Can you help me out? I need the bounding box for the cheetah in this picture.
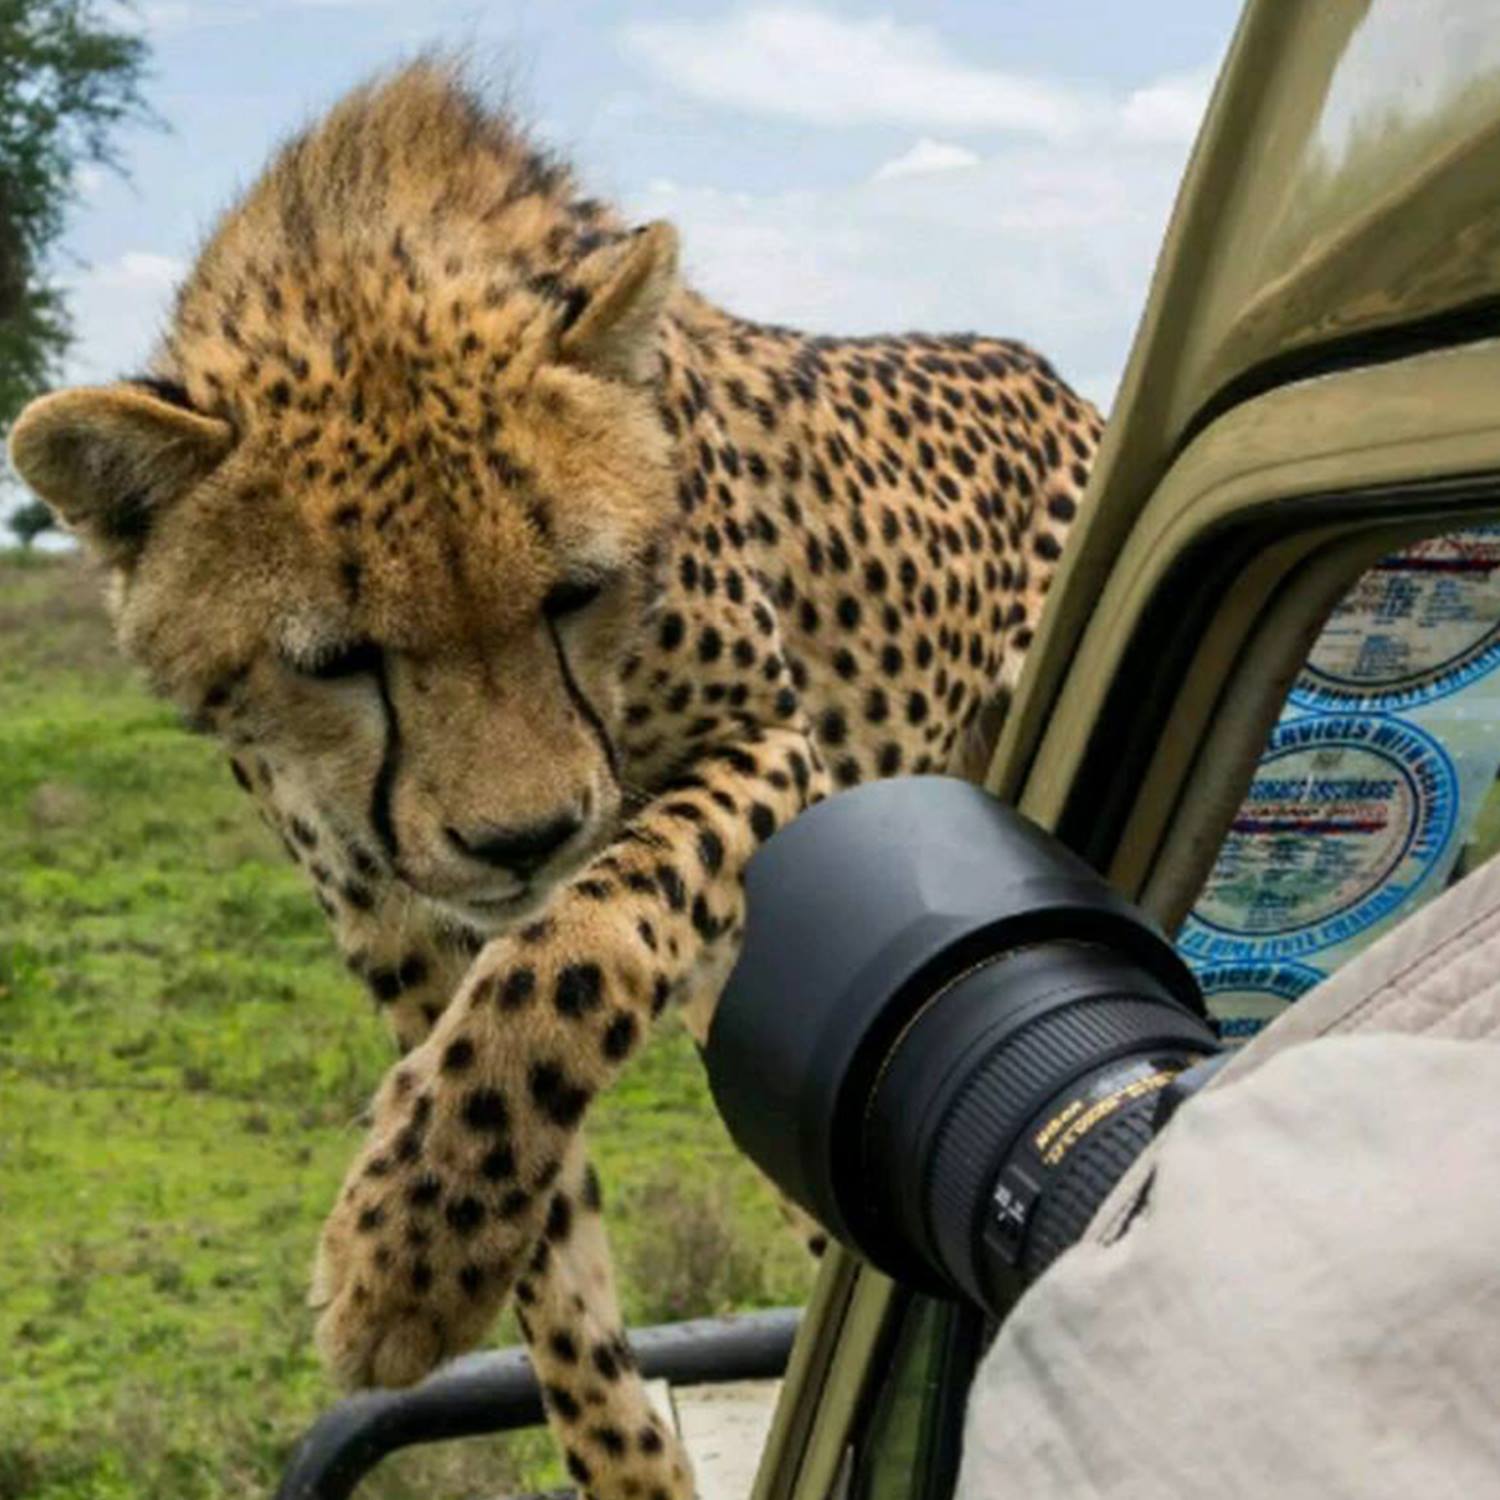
[9,60,1100,1499]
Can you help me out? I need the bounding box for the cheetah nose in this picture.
[446,812,582,877]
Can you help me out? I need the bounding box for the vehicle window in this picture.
[846,1296,980,1500]
[1179,525,1500,1041]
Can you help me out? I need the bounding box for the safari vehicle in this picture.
[277,1,1500,1495]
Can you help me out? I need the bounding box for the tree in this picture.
[7,495,55,546]
[0,0,150,436]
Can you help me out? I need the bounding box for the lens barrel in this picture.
[867,944,1214,1308]
[706,777,1219,1315]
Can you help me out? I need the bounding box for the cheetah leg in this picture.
[518,1136,691,1500]
[345,931,690,1498]
[242,782,685,1498]
[310,724,827,1394]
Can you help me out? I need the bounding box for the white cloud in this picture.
[614,6,1226,406]
[60,252,186,384]
[135,2,261,30]
[84,251,187,291]
[1119,65,1217,143]
[633,134,1191,410]
[873,138,981,183]
[623,7,1217,147]
[622,8,1102,138]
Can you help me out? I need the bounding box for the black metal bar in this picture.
[274,1308,802,1500]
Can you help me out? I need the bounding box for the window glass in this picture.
[847,1296,979,1500]
[1179,525,1500,1042]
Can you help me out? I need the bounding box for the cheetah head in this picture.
[8,64,679,930]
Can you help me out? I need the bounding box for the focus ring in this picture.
[1021,1100,1158,1279]
[921,975,1214,1307]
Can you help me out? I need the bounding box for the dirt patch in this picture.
[27,780,93,830]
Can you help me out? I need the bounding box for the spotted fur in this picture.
[9,60,1099,1500]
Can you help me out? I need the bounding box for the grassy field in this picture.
[0,551,811,1500]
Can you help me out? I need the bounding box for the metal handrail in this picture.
[274,1307,802,1499]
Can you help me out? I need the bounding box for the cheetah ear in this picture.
[7,383,233,561]
[557,221,678,384]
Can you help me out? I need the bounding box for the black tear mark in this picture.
[370,652,401,860]
[546,619,619,783]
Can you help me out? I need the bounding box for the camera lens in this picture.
[865,941,1215,1309]
[706,777,1219,1317]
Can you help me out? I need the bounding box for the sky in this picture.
[55,0,1244,434]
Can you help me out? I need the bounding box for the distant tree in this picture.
[7,495,55,546]
[0,0,151,440]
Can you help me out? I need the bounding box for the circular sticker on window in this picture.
[1181,714,1457,962]
[1192,959,1324,1044]
[1291,527,1500,712]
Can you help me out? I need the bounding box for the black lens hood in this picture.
[706,777,1204,1255]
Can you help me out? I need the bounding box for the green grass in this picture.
[0,551,811,1499]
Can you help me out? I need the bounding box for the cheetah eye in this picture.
[287,639,384,681]
[542,578,605,620]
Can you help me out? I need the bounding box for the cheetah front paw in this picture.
[309,1036,542,1388]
